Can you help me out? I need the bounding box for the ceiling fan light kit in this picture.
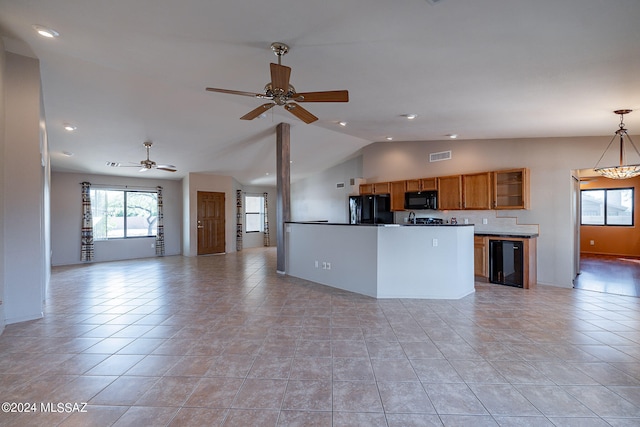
[593,109,640,179]
[206,42,349,124]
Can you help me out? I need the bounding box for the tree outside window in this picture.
[91,189,158,239]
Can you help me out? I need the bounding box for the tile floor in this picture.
[1,247,639,426]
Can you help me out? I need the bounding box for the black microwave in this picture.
[405,191,438,210]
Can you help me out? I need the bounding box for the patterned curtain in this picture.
[155,186,165,256]
[263,191,270,246]
[80,182,94,262]
[236,189,243,251]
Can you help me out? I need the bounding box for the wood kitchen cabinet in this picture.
[463,172,492,210]
[406,178,437,192]
[437,175,462,210]
[493,168,529,209]
[390,180,406,211]
[474,236,488,278]
[372,182,390,195]
[360,182,391,195]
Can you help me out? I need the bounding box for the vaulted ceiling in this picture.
[1,0,639,185]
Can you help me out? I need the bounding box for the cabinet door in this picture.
[437,175,462,210]
[474,236,488,277]
[463,172,492,209]
[493,168,529,209]
[405,179,421,192]
[359,184,373,195]
[420,178,437,191]
[390,181,406,211]
[373,182,390,195]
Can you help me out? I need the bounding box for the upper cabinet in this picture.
[462,172,492,210]
[360,182,390,195]
[406,178,437,192]
[437,175,462,210]
[359,167,530,211]
[493,168,529,209]
[390,181,406,211]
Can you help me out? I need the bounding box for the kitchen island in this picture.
[285,222,475,299]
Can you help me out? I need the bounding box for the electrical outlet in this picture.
[482,218,488,225]
[151,243,155,248]
[432,238,438,247]
[315,260,319,268]
[326,262,331,270]
[322,262,327,269]
[590,240,595,246]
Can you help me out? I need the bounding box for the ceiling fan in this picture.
[206,42,349,124]
[106,141,177,172]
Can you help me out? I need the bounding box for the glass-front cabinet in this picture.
[493,168,529,209]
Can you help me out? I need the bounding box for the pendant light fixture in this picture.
[594,109,640,179]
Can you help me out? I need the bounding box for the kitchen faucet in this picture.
[408,211,416,224]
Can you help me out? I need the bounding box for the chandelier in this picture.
[594,109,640,179]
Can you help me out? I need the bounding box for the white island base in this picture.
[285,223,475,299]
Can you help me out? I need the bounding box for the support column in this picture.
[276,122,290,273]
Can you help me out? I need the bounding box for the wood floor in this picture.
[574,253,640,298]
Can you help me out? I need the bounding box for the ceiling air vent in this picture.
[336,182,345,189]
[429,150,452,162]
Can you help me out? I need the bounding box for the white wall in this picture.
[50,172,182,265]
[291,155,363,222]
[292,136,634,289]
[242,185,277,249]
[3,52,46,324]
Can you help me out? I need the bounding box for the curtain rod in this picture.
[79,182,161,190]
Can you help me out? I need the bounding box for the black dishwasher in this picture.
[489,240,524,288]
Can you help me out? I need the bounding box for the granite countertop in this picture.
[474,231,539,238]
[286,221,473,227]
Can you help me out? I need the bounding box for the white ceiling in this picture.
[1,0,639,185]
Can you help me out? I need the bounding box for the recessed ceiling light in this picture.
[339,121,347,127]
[403,114,418,120]
[33,25,59,38]
[63,123,77,132]
[386,137,393,141]
[448,134,458,139]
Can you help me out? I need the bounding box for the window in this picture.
[245,195,264,233]
[91,189,158,239]
[581,188,633,226]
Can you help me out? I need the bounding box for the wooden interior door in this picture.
[197,191,225,255]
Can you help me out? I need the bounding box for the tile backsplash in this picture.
[396,210,539,234]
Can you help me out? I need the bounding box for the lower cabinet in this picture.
[475,234,537,288]
[474,236,488,278]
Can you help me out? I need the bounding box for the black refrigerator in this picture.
[349,195,393,224]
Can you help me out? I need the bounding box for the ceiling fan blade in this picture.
[270,63,291,93]
[293,90,349,103]
[139,167,149,172]
[284,102,318,124]
[206,87,268,99]
[240,103,276,120]
[156,164,177,172]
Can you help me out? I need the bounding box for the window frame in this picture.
[91,188,159,240]
[580,187,634,227]
[245,194,264,233]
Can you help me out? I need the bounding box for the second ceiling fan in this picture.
[206,42,349,124]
